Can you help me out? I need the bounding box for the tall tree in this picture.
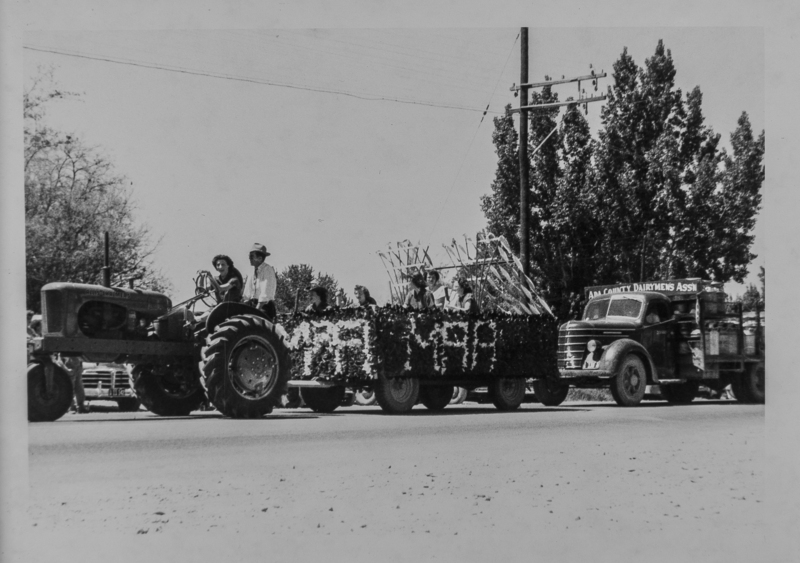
[24,71,169,310]
[481,40,765,308]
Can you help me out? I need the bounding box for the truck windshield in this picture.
[583,295,643,320]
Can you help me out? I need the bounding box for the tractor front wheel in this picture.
[419,385,453,411]
[28,362,73,422]
[532,378,569,406]
[301,385,345,413]
[134,364,206,416]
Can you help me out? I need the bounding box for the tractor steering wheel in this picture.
[194,272,219,309]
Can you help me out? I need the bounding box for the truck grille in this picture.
[557,326,635,369]
[82,367,130,390]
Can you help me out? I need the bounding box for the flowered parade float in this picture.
[278,235,559,414]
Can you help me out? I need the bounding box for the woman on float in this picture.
[448,278,480,314]
[305,286,331,314]
[355,285,378,307]
[426,269,449,310]
[404,272,434,310]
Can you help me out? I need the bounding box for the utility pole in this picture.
[511,53,608,280]
[518,27,530,278]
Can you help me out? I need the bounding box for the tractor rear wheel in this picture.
[203,314,290,418]
[28,362,73,422]
[419,385,453,411]
[301,385,345,413]
[134,364,206,416]
[489,378,526,411]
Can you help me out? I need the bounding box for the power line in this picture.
[23,44,504,115]
[428,32,520,238]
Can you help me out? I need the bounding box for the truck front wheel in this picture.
[419,385,453,411]
[375,372,419,414]
[490,378,526,411]
[203,314,291,418]
[660,381,699,404]
[532,378,569,406]
[610,355,647,406]
[28,362,73,422]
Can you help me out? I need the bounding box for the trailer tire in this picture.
[660,381,699,404]
[115,398,141,412]
[355,388,377,406]
[420,385,453,411]
[134,365,206,416]
[28,362,73,422]
[375,372,419,414]
[489,378,526,411]
[735,363,765,404]
[532,378,569,406]
[450,386,467,405]
[301,385,345,413]
[610,354,647,406]
[203,314,290,418]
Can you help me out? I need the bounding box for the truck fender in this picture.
[600,339,658,384]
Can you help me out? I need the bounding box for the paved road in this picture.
[23,401,764,562]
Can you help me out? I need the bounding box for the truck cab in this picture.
[550,279,764,407]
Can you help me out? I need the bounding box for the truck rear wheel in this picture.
[734,363,765,404]
[532,378,569,406]
[301,385,345,413]
[490,378,526,411]
[610,355,647,406]
[375,372,419,414]
[134,364,206,416]
[28,362,73,422]
[419,385,453,411]
[660,381,699,404]
[203,314,290,418]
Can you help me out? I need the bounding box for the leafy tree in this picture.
[274,264,352,313]
[24,70,170,310]
[481,40,765,309]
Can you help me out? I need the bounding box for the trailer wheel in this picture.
[375,372,419,414]
[610,354,647,406]
[28,362,73,422]
[203,314,290,418]
[134,364,206,416]
[735,363,765,404]
[450,386,467,405]
[489,378,526,411]
[532,378,569,406]
[419,385,453,411]
[660,381,699,404]
[115,398,141,412]
[355,388,377,406]
[301,385,345,413]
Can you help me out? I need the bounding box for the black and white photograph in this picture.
[1,2,797,562]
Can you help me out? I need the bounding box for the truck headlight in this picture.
[587,340,600,352]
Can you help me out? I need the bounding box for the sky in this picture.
[22,27,765,304]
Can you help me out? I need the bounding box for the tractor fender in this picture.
[205,302,274,335]
[599,339,658,384]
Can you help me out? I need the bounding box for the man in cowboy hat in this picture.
[243,243,278,321]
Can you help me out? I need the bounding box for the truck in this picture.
[532,279,765,407]
[81,363,140,412]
